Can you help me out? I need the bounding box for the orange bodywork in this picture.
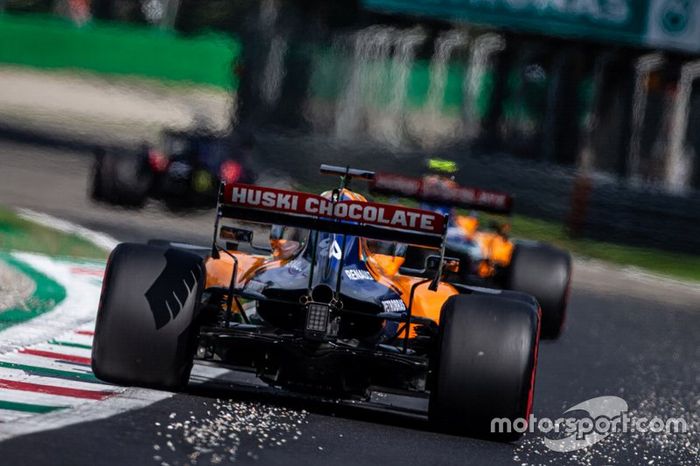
[204,244,459,332]
[454,214,515,278]
[391,276,459,334]
[205,251,268,289]
[364,251,459,331]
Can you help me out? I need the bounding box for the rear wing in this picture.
[370,172,513,215]
[217,182,447,249]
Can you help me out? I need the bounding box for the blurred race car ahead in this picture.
[370,170,572,339]
[91,127,256,209]
[92,164,541,439]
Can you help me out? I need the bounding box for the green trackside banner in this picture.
[362,0,700,54]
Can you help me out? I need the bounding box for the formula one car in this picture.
[370,171,571,339]
[92,165,541,438]
[91,127,256,209]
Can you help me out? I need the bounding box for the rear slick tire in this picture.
[429,294,540,440]
[91,150,151,207]
[91,243,204,391]
[506,243,571,339]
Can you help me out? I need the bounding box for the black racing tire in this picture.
[506,243,572,339]
[429,294,540,439]
[92,243,205,390]
[91,150,151,207]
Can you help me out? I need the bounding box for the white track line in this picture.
[16,209,118,251]
[0,409,35,423]
[0,212,176,441]
[0,388,170,441]
[54,332,94,347]
[0,253,101,354]
[0,390,97,408]
[0,368,119,392]
[30,343,92,358]
[0,353,94,375]
[574,256,700,291]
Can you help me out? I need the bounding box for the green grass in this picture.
[0,207,107,260]
[509,215,700,283]
[0,13,240,90]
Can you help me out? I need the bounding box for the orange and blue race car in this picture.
[370,165,572,339]
[91,164,541,439]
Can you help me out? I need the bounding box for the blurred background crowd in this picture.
[1,0,700,257]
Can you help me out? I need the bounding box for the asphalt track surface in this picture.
[0,141,698,466]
